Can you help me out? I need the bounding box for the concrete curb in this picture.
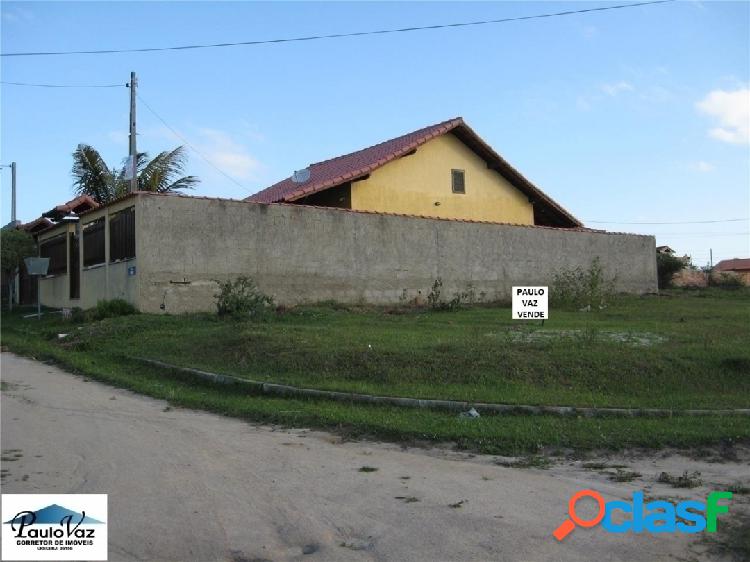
[134,357,750,418]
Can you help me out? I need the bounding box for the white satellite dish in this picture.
[292,168,311,183]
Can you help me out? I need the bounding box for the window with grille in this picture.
[83,218,105,267]
[109,207,135,262]
[39,234,67,275]
[451,169,465,194]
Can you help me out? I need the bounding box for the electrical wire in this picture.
[1,1,673,57]
[1,81,124,88]
[646,231,750,235]
[650,232,749,237]
[136,93,248,192]
[586,218,748,225]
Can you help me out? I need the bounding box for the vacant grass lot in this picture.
[2,289,749,454]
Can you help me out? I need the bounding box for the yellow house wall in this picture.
[350,133,534,224]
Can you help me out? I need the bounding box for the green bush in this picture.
[710,272,745,289]
[90,299,138,321]
[69,307,87,324]
[551,257,617,310]
[656,253,685,289]
[214,276,273,319]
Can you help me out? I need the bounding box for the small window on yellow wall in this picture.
[451,169,465,194]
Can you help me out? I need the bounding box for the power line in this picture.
[136,93,248,192]
[651,231,750,235]
[651,232,749,237]
[1,80,124,88]
[1,0,673,58]
[586,218,748,225]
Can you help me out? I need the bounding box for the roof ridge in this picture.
[245,117,581,228]
[306,116,464,168]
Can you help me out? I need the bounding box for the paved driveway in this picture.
[1,353,741,561]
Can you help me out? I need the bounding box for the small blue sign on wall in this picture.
[128,266,136,276]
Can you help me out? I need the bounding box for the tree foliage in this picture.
[0,229,36,275]
[656,253,685,289]
[72,144,199,204]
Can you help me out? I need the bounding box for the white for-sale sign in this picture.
[512,286,548,319]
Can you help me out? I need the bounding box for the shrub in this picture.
[656,253,685,289]
[69,307,87,324]
[552,257,617,310]
[214,276,273,319]
[426,279,476,311]
[427,278,444,309]
[90,299,137,321]
[709,272,745,289]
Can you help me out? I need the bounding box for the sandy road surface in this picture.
[1,352,745,561]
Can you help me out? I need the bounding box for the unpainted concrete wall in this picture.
[137,195,657,314]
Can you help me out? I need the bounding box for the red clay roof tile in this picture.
[714,258,750,272]
[245,117,582,228]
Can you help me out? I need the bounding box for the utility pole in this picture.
[10,161,16,223]
[710,248,713,269]
[127,71,138,193]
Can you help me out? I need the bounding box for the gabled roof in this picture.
[714,258,750,272]
[246,117,582,228]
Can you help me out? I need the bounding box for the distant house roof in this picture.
[22,217,55,234]
[246,117,582,228]
[656,245,675,254]
[714,258,750,272]
[42,195,99,221]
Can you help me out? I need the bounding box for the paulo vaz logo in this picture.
[1,494,107,561]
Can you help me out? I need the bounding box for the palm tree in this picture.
[72,144,199,204]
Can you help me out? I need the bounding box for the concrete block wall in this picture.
[137,195,657,314]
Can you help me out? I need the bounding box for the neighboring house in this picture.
[22,217,55,235]
[656,245,690,265]
[1,197,100,307]
[40,195,99,221]
[714,258,750,284]
[247,117,581,228]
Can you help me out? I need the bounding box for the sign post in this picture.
[24,257,49,320]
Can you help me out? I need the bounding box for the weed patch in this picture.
[657,471,703,488]
[608,469,642,482]
[497,456,552,469]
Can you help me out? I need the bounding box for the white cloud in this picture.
[696,88,750,145]
[196,128,261,180]
[2,6,34,23]
[104,124,263,196]
[690,161,715,173]
[128,125,262,180]
[601,81,634,96]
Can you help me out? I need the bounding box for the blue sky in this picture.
[1,1,748,264]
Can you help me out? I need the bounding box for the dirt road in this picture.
[1,352,744,561]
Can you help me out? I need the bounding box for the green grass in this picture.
[1,289,749,455]
[6,288,750,409]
